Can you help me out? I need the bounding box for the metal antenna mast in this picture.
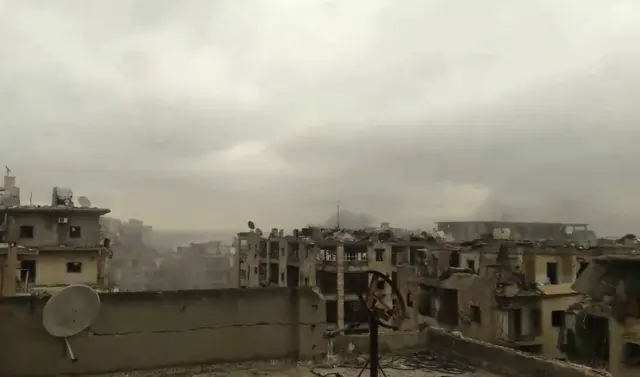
[336,200,341,228]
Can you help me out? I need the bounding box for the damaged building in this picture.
[417,224,596,359]
[235,223,428,333]
[561,250,640,377]
[0,173,112,296]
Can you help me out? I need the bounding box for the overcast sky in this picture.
[1,0,640,235]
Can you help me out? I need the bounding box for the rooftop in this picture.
[2,205,110,215]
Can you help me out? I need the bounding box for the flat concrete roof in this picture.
[3,205,110,215]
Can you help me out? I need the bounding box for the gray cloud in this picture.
[1,0,639,235]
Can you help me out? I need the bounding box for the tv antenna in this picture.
[4,166,10,177]
[42,284,101,362]
[336,200,341,228]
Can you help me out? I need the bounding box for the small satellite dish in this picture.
[77,196,91,208]
[248,221,255,230]
[256,228,263,237]
[42,284,101,362]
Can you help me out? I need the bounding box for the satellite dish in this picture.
[248,221,255,230]
[42,284,101,362]
[77,196,91,208]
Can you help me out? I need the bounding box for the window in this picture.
[20,260,36,282]
[466,259,476,271]
[623,342,640,366]
[375,248,384,262]
[66,262,83,273]
[280,272,284,282]
[470,305,481,323]
[407,292,414,308]
[304,277,309,286]
[546,262,558,284]
[19,225,34,239]
[551,310,564,327]
[531,309,542,335]
[69,226,82,238]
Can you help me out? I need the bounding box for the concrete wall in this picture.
[0,287,326,377]
[426,328,604,377]
[8,211,102,248]
[26,251,100,286]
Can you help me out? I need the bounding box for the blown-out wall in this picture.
[0,287,327,376]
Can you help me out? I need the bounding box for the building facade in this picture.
[0,175,111,296]
[235,226,426,333]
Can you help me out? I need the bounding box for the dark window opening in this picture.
[510,309,523,339]
[66,262,83,273]
[531,309,542,335]
[438,289,459,326]
[375,248,384,261]
[304,277,309,286]
[269,264,279,285]
[470,305,481,323]
[69,226,82,238]
[19,225,34,239]
[286,266,299,286]
[391,251,397,265]
[20,259,36,283]
[551,310,564,327]
[344,272,368,295]
[376,279,385,290]
[623,343,640,366]
[466,259,476,271]
[547,262,558,284]
[449,250,460,267]
[419,288,437,317]
[407,292,414,308]
[317,271,337,294]
[280,272,284,282]
[410,247,423,266]
[577,262,589,278]
[326,301,338,324]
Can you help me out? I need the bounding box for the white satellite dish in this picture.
[42,284,101,362]
[77,196,91,208]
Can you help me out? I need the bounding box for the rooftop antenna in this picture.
[336,200,341,228]
[29,192,32,206]
[4,166,10,177]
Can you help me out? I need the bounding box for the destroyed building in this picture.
[0,173,112,296]
[416,223,601,359]
[235,223,429,333]
[561,249,640,377]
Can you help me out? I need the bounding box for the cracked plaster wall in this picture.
[0,287,327,376]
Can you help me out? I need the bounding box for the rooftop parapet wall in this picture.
[0,287,327,377]
[425,328,607,377]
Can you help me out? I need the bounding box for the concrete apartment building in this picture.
[0,174,111,296]
[236,225,427,332]
[416,220,608,359]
